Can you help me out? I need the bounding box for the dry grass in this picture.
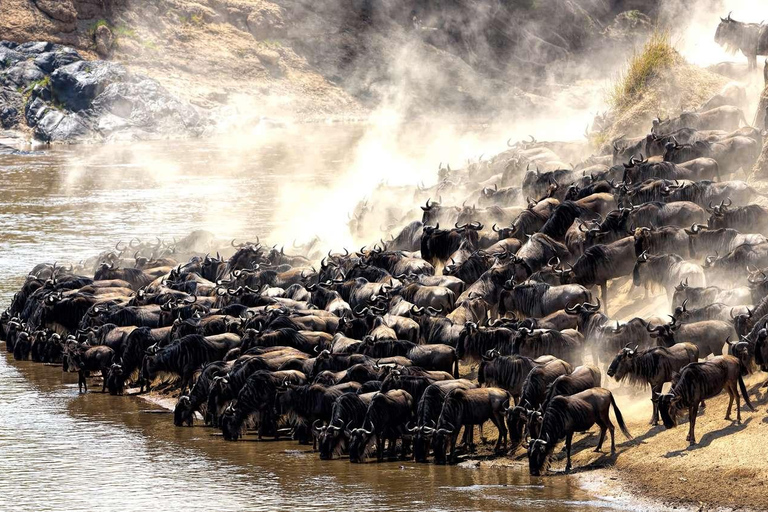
[610,30,679,111]
[597,33,728,146]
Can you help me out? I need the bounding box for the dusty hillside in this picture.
[0,0,658,120]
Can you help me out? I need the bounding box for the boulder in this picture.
[33,0,77,31]
[0,87,22,129]
[50,60,129,111]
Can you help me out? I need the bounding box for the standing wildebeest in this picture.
[658,351,754,445]
[632,252,706,301]
[93,263,155,291]
[347,389,413,463]
[556,237,636,313]
[527,388,631,475]
[506,359,572,453]
[653,106,747,135]
[316,392,376,460]
[708,202,768,234]
[686,224,767,258]
[409,379,478,462]
[432,387,510,464]
[607,343,699,425]
[421,223,481,266]
[715,13,768,69]
[478,351,555,404]
[174,360,231,426]
[648,319,735,358]
[663,137,759,174]
[142,334,241,394]
[512,328,585,366]
[527,364,602,439]
[672,280,752,310]
[499,280,590,319]
[65,345,116,393]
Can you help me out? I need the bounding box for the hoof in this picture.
[593,448,601,453]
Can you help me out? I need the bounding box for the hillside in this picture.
[0,0,659,122]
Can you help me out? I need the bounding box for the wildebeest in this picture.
[653,106,747,135]
[648,319,735,358]
[478,351,554,404]
[527,365,602,439]
[499,281,591,319]
[173,360,230,426]
[607,343,699,424]
[715,13,768,69]
[708,202,768,234]
[432,387,510,464]
[512,327,585,366]
[142,334,241,394]
[527,388,631,475]
[409,379,478,462]
[347,389,413,462]
[65,345,115,393]
[506,358,572,453]
[632,252,706,300]
[658,351,754,445]
[316,391,376,459]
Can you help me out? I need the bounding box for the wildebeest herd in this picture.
[3,29,768,476]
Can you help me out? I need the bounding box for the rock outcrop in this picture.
[0,40,207,142]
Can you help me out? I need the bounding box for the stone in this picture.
[50,60,129,111]
[2,61,46,88]
[94,25,114,58]
[33,0,77,24]
[33,47,83,73]
[0,86,22,128]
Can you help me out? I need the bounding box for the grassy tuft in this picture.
[609,30,679,110]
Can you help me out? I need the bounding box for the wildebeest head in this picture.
[174,394,195,427]
[732,306,754,337]
[646,321,675,346]
[656,390,683,429]
[505,403,532,453]
[106,361,125,396]
[632,251,650,287]
[347,419,375,463]
[606,345,639,380]
[714,12,743,53]
[527,433,554,476]
[219,403,242,441]
[317,418,346,460]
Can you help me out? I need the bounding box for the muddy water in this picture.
[0,129,618,511]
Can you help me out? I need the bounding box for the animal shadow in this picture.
[663,417,752,457]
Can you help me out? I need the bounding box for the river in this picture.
[0,128,622,512]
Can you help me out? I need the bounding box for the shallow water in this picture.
[0,129,620,511]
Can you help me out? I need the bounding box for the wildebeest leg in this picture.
[650,384,662,425]
[594,424,607,453]
[101,366,108,392]
[564,433,573,472]
[688,404,698,445]
[492,416,507,452]
[401,436,411,460]
[725,386,734,420]
[449,432,459,464]
[601,283,608,315]
[479,422,487,445]
[79,370,87,393]
[377,434,384,462]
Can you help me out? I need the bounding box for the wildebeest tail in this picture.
[738,374,755,411]
[610,393,632,439]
